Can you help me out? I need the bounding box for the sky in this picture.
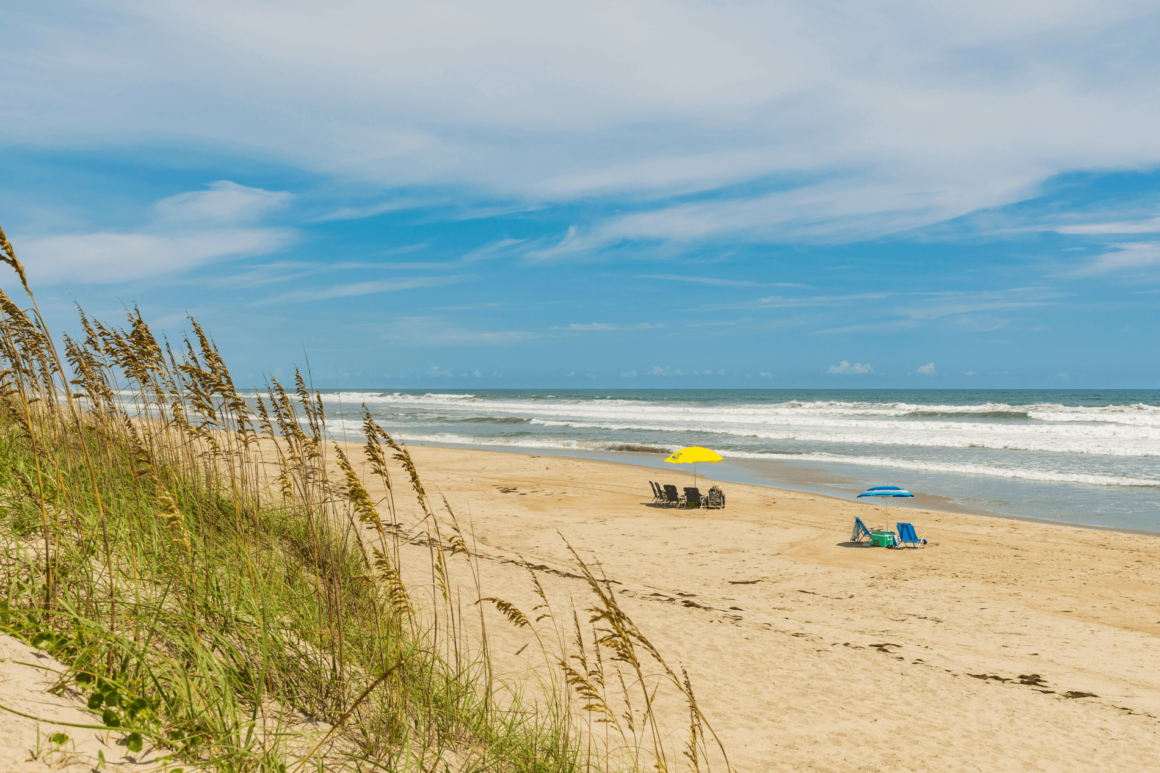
[1,1,1159,389]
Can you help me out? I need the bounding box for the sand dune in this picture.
[0,634,163,771]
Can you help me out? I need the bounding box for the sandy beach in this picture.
[4,440,1157,771]
[384,444,1160,772]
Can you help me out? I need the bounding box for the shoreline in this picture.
[402,438,1160,538]
[320,386,1160,536]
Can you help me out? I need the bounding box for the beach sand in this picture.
[4,441,1157,771]
[0,633,165,771]
[385,444,1160,772]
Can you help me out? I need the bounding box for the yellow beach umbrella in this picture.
[664,446,723,487]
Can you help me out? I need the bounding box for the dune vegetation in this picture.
[0,223,730,772]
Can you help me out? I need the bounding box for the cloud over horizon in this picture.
[827,361,874,375]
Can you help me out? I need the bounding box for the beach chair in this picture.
[662,485,683,507]
[896,522,927,548]
[649,481,664,503]
[705,486,725,509]
[683,487,703,508]
[851,517,874,543]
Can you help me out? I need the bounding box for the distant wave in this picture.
[906,409,1032,420]
[524,417,1160,457]
[392,431,674,456]
[456,416,529,424]
[318,393,1160,428]
[313,390,1160,503]
[377,432,1158,488]
[327,391,478,403]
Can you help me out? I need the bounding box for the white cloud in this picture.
[5,3,1160,249]
[19,182,293,284]
[964,370,978,376]
[620,370,637,377]
[1071,242,1160,275]
[153,181,291,223]
[826,360,874,375]
[916,362,936,375]
[759,371,772,377]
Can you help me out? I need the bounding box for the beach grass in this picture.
[0,222,730,772]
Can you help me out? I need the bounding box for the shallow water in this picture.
[307,389,1160,533]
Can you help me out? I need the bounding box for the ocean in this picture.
[315,389,1160,533]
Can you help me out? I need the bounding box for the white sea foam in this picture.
[321,392,1160,423]
[323,393,1160,430]
[378,432,1158,487]
[393,432,673,455]
[524,416,1160,456]
[312,391,1160,498]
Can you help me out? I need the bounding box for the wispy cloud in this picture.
[359,316,540,345]
[1070,242,1160,275]
[7,4,1160,253]
[711,292,889,312]
[1054,217,1160,235]
[757,293,888,307]
[252,276,463,305]
[914,362,936,375]
[20,182,293,284]
[448,204,547,221]
[550,322,664,331]
[314,198,438,222]
[203,252,457,289]
[641,274,807,288]
[814,320,920,335]
[813,288,1062,334]
[900,289,1060,320]
[462,238,527,263]
[155,181,291,223]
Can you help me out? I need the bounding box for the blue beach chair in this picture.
[896,522,927,548]
[851,517,874,543]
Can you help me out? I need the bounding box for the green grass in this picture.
[0,222,730,772]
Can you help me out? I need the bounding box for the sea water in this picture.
[313,389,1160,533]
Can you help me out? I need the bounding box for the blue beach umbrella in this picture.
[857,485,915,527]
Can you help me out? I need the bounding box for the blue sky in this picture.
[1,1,1159,389]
